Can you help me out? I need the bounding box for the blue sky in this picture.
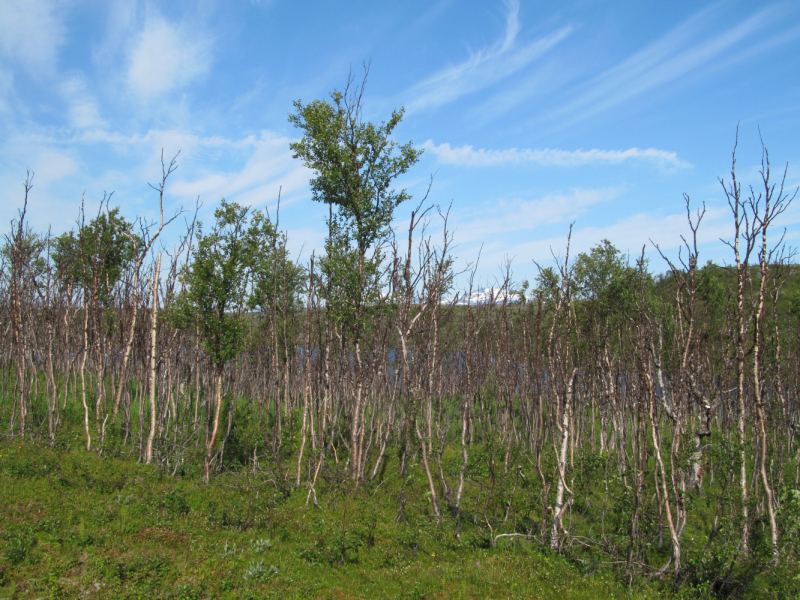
[1,0,799,285]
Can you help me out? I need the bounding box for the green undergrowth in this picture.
[0,440,675,600]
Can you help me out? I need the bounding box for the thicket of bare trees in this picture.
[1,121,799,592]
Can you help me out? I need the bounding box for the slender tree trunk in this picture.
[350,337,364,482]
[551,368,577,550]
[297,261,314,486]
[646,368,681,573]
[204,367,224,484]
[145,253,161,464]
[754,228,779,560]
[416,418,441,522]
[80,294,92,451]
[113,270,139,421]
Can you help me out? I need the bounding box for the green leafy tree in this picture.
[52,207,138,305]
[534,266,561,304]
[573,240,627,300]
[173,199,303,481]
[573,239,650,322]
[1,229,47,285]
[173,199,254,483]
[248,210,306,343]
[247,210,306,445]
[288,70,422,480]
[50,204,140,448]
[289,72,421,320]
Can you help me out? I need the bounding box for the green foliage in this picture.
[0,227,47,283]
[247,210,306,365]
[788,289,800,323]
[0,437,671,600]
[249,538,272,553]
[2,532,34,566]
[247,211,305,318]
[573,239,628,300]
[533,266,561,304]
[778,488,800,561]
[171,199,252,368]
[51,207,138,303]
[697,261,727,310]
[172,199,303,372]
[243,559,277,580]
[162,489,190,516]
[573,239,649,321]
[288,77,421,257]
[289,72,421,336]
[318,227,386,328]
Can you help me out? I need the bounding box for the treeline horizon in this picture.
[2,77,799,597]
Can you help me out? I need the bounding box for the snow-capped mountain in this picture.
[441,287,522,306]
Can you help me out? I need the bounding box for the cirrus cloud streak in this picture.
[422,140,691,169]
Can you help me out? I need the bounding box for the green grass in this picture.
[0,440,671,600]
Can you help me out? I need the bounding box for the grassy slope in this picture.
[0,440,669,600]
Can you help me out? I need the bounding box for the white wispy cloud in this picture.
[455,206,735,273]
[558,210,725,258]
[551,5,795,125]
[60,76,106,129]
[0,127,85,235]
[167,131,311,208]
[422,140,691,169]
[0,0,65,74]
[0,122,312,237]
[32,126,310,207]
[127,16,213,102]
[405,0,571,112]
[450,188,619,246]
[34,149,79,181]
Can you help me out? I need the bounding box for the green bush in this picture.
[163,489,190,515]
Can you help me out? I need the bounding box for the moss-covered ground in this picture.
[0,439,677,600]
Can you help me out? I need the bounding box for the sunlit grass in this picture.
[0,439,672,600]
